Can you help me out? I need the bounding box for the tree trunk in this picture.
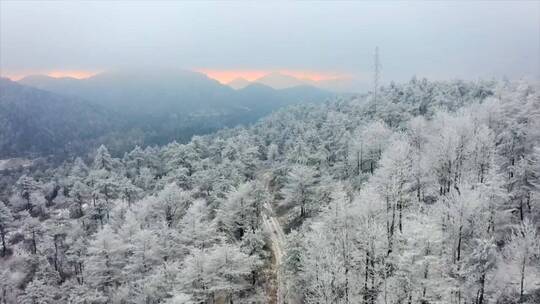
[364,252,369,304]
[519,199,524,222]
[0,229,6,256]
[416,179,421,202]
[370,253,375,304]
[398,200,403,233]
[477,272,485,304]
[31,230,37,254]
[357,151,361,176]
[456,226,462,263]
[526,192,532,213]
[422,262,428,298]
[520,255,526,301]
[344,261,350,304]
[54,237,59,271]
[79,262,84,284]
[78,199,84,217]
[389,204,396,253]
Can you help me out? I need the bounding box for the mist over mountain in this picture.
[253,72,309,89]
[227,77,251,90]
[225,72,364,92]
[7,69,333,158]
[0,78,117,159]
[20,69,235,116]
[19,68,332,115]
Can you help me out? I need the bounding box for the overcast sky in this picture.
[1,1,539,85]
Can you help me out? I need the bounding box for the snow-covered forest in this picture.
[1,78,539,303]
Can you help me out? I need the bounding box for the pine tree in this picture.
[504,220,540,301]
[17,278,56,304]
[92,145,115,171]
[85,225,125,297]
[281,165,318,219]
[0,202,13,256]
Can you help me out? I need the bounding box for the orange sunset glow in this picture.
[196,69,267,83]
[46,70,100,79]
[2,68,349,84]
[2,70,100,81]
[196,69,347,84]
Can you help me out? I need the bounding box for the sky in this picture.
[1,1,539,91]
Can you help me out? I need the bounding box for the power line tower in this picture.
[373,46,381,107]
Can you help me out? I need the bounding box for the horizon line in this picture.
[1,68,353,83]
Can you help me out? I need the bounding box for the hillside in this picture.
[19,69,333,117]
[2,70,333,159]
[1,78,538,303]
[18,69,333,149]
[0,78,118,159]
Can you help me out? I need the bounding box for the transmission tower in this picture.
[373,46,381,106]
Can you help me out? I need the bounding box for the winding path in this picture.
[260,172,286,304]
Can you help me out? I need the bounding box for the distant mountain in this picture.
[253,72,310,89]
[20,69,238,116]
[237,72,362,93]
[18,75,82,92]
[227,77,251,90]
[0,78,118,158]
[19,69,333,117]
[13,69,334,156]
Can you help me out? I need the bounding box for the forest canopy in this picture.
[0,78,539,303]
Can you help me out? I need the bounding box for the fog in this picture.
[1,1,539,88]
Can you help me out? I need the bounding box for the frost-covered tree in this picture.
[462,237,498,304]
[281,165,318,219]
[12,175,42,213]
[152,183,191,228]
[85,225,125,298]
[504,220,540,301]
[1,78,537,303]
[179,199,216,249]
[92,145,116,171]
[372,136,412,250]
[180,243,261,303]
[17,278,56,304]
[0,201,13,256]
[354,120,393,175]
[218,181,269,239]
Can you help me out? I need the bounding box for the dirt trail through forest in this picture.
[260,172,286,304]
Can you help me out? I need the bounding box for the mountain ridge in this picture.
[18,69,332,115]
[0,77,119,158]
[6,70,334,158]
